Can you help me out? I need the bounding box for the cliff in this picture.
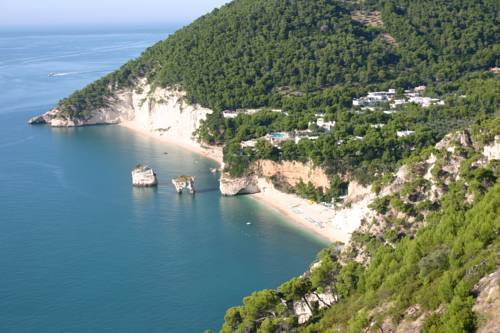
[220,173,260,196]
[29,80,215,153]
[219,160,330,196]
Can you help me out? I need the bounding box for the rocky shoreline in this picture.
[38,80,498,246]
[28,78,500,247]
[25,81,372,244]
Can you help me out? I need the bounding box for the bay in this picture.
[0,26,325,332]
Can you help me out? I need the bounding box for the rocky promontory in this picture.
[219,173,260,196]
[28,80,213,147]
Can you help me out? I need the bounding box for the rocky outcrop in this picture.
[253,160,330,189]
[361,269,500,333]
[483,135,500,161]
[28,80,213,148]
[293,291,336,324]
[473,269,500,333]
[348,129,500,265]
[220,160,330,196]
[172,176,195,194]
[131,165,158,187]
[219,173,260,196]
[28,88,136,127]
[345,180,372,203]
[435,129,473,152]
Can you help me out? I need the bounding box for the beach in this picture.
[250,179,368,244]
[120,120,365,244]
[120,121,224,165]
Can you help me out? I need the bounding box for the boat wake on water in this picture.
[48,72,78,77]
[48,69,110,78]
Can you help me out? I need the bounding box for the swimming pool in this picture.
[271,133,287,139]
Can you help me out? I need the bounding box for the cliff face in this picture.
[29,80,213,148]
[220,173,260,196]
[129,81,213,146]
[253,160,330,189]
[28,87,136,126]
[219,160,330,196]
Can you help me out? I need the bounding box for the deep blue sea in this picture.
[0,26,325,332]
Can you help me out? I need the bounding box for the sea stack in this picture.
[172,176,195,194]
[131,165,158,187]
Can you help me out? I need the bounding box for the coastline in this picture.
[120,120,362,245]
[249,192,334,243]
[249,182,363,244]
[119,121,223,166]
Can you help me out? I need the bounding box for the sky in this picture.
[0,0,231,27]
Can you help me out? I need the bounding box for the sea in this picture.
[0,25,325,332]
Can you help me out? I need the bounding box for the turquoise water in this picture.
[0,27,325,332]
[271,133,286,139]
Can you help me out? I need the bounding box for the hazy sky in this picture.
[0,0,231,27]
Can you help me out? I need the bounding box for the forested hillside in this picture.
[59,0,498,116]
[217,119,500,333]
[53,2,500,331]
[57,0,499,195]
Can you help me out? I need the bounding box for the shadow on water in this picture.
[192,187,220,194]
[155,181,220,194]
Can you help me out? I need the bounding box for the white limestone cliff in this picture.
[28,80,213,149]
[219,173,260,196]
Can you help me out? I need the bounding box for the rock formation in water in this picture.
[172,176,195,194]
[131,165,158,187]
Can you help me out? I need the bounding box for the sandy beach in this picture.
[120,121,224,166]
[250,180,369,244]
[120,120,366,244]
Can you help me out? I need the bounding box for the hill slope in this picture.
[57,0,498,117]
[218,119,500,333]
[33,2,500,332]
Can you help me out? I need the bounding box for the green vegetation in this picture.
[54,2,500,330]
[220,156,500,332]
[57,0,498,196]
[59,0,498,117]
[208,74,498,186]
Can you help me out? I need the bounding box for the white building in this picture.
[222,110,240,119]
[353,89,396,107]
[397,130,416,138]
[408,96,444,108]
[390,99,407,109]
[295,135,319,144]
[223,108,284,119]
[316,117,336,131]
[241,139,258,148]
